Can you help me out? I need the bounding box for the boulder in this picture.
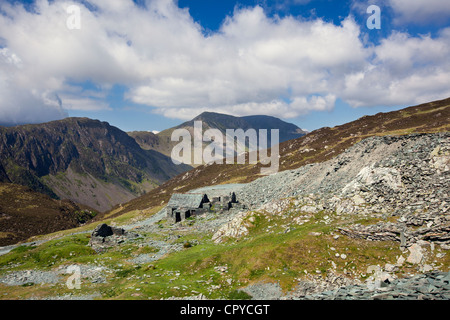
[407,243,424,264]
[89,223,137,251]
[92,223,126,238]
[212,211,251,243]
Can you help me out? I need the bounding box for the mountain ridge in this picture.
[128,111,307,162]
[0,117,191,212]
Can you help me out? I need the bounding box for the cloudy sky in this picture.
[1,0,450,132]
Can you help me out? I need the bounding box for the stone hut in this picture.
[211,192,238,210]
[166,191,244,223]
[166,193,210,223]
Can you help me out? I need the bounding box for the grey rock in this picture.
[296,271,450,300]
[89,223,139,251]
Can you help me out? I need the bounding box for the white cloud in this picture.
[0,48,68,125]
[0,0,449,125]
[153,94,336,120]
[60,97,111,111]
[388,0,450,24]
[126,6,366,117]
[339,28,450,107]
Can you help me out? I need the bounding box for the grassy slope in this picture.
[0,183,97,246]
[2,198,448,300]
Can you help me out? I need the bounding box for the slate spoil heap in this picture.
[229,133,449,299]
[301,271,450,300]
[236,133,449,251]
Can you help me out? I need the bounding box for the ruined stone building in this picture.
[166,191,244,223]
[166,193,210,223]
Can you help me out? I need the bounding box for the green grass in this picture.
[0,234,95,272]
[227,289,253,299]
[0,197,422,300]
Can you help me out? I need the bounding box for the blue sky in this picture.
[1,0,450,132]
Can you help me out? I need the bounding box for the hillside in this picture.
[127,131,160,153]
[0,126,448,300]
[111,97,450,218]
[0,182,97,246]
[128,112,307,161]
[0,118,192,212]
[0,97,448,301]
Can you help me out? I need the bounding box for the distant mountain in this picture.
[128,112,307,162]
[127,130,161,153]
[0,118,191,212]
[189,112,307,143]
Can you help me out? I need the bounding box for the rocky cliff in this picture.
[0,118,191,211]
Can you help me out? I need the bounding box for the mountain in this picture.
[185,112,307,142]
[111,97,450,217]
[0,118,191,212]
[127,130,161,153]
[0,182,97,246]
[128,112,307,162]
[0,98,448,301]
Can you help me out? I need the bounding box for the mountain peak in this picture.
[185,111,306,138]
[193,111,235,121]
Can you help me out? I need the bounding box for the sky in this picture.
[0,0,450,132]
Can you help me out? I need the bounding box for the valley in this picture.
[0,97,448,301]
